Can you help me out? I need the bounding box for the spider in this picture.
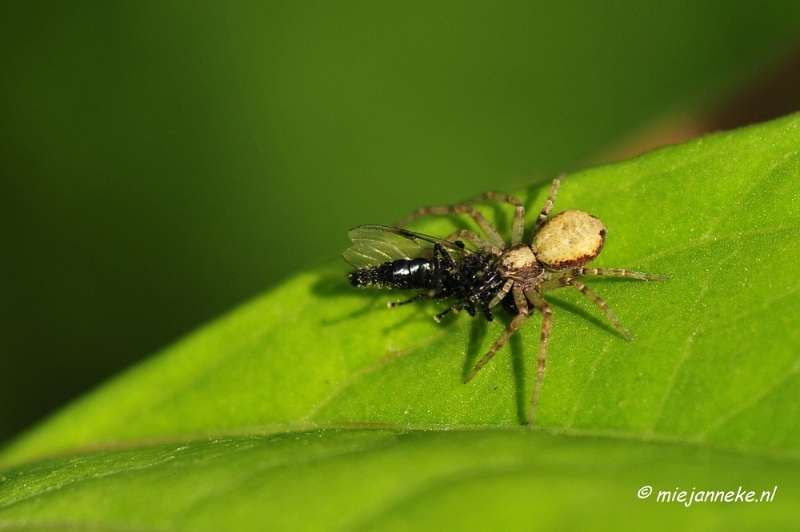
[392,174,667,425]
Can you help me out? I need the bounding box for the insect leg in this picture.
[464,286,529,383]
[432,242,459,271]
[434,301,474,323]
[429,243,473,321]
[534,174,564,232]
[578,267,668,281]
[525,290,552,426]
[568,279,631,341]
[387,293,431,308]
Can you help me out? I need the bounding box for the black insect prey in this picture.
[344,225,507,322]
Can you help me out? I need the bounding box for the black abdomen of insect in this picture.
[348,258,437,290]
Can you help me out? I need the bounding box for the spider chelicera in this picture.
[345,175,667,424]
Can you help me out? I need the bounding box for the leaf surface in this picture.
[2,431,798,531]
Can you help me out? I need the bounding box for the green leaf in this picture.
[1,430,798,531]
[2,113,799,529]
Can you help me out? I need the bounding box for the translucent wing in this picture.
[343,225,470,268]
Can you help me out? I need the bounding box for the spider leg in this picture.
[525,290,552,426]
[578,267,668,281]
[488,278,514,309]
[444,229,503,256]
[395,204,504,248]
[568,279,632,340]
[464,286,529,383]
[395,191,524,248]
[458,191,525,246]
[534,174,564,232]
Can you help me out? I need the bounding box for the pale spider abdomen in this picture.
[532,210,606,269]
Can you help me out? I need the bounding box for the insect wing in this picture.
[343,225,468,268]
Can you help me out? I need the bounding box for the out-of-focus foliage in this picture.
[2,431,799,531]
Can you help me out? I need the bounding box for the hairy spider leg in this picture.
[568,279,631,341]
[395,190,526,248]
[464,286,530,383]
[464,191,525,246]
[395,204,505,248]
[577,267,668,281]
[526,290,553,426]
[534,174,564,232]
[488,278,514,308]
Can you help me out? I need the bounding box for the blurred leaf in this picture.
[1,430,798,531]
[1,113,799,528]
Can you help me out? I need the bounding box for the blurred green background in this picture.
[1,1,800,445]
